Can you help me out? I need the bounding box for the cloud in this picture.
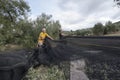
[53,0,120,30]
[27,0,120,31]
[28,15,37,20]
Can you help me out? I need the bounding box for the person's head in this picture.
[42,27,46,33]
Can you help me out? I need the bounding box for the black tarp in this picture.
[0,36,120,80]
[0,50,35,80]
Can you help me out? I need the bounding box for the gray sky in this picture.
[26,0,120,31]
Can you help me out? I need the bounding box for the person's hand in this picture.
[49,37,54,40]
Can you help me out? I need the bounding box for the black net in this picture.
[37,37,120,80]
[0,36,120,80]
[0,50,35,80]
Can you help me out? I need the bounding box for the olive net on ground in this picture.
[0,50,35,80]
[0,37,120,80]
[45,37,120,80]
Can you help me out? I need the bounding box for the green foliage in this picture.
[105,21,117,33]
[47,21,61,39]
[0,0,30,23]
[24,66,66,80]
[76,28,92,36]
[0,0,61,48]
[0,34,6,45]
[92,23,104,36]
[114,0,120,6]
[0,13,61,48]
[0,0,32,47]
[103,27,108,35]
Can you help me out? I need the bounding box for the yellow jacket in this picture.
[38,32,50,44]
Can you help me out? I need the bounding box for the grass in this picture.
[23,61,70,80]
[23,65,66,80]
[0,44,23,52]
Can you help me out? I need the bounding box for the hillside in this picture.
[105,31,120,36]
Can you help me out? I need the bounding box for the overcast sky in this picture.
[26,0,120,31]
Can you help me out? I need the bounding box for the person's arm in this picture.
[46,33,54,40]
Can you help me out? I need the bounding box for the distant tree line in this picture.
[0,0,61,48]
[71,21,120,36]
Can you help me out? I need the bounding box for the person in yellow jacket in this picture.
[37,27,53,47]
